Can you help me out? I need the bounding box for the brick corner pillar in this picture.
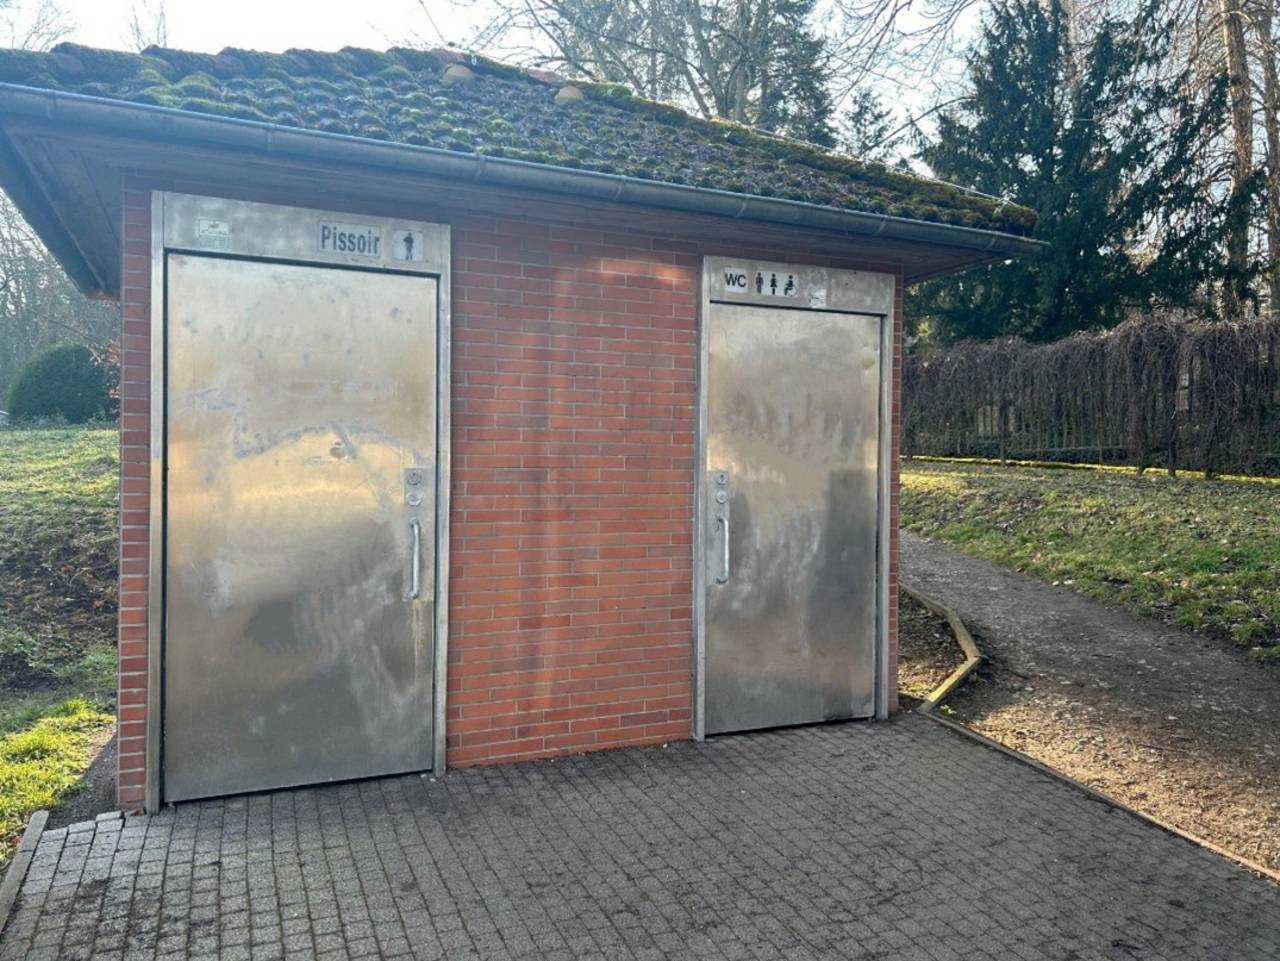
[117,182,153,809]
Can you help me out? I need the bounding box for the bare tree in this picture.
[1255,0,1280,311]
[0,0,71,51]
[1220,0,1254,313]
[466,0,839,142]
[468,0,992,119]
[127,0,168,52]
[824,0,981,95]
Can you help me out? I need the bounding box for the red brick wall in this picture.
[117,186,152,808]
[114,181,903,806]
[448,221,699,764]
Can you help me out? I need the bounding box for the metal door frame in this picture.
[692,257,896,740]
[145,192,452,811]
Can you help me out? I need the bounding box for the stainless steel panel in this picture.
[163,253,437,801]
[146,193,165,813]
[704,302,881,734]
[708,259,894,314]
[162,193,449,275]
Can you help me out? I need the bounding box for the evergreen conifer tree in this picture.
[913,0,1239,343]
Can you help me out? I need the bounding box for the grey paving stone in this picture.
[2,716,1279,960]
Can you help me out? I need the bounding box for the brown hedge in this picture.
[903,316,1280,477]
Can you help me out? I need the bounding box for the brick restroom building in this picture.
[0,43,1039,811]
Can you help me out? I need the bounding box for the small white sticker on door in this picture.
[196,218,232,249]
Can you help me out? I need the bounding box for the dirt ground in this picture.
[46,729,118,829]
[897,594,964,702]
[902,531,1280,875]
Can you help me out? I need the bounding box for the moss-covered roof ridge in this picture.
[0,41,1035,237]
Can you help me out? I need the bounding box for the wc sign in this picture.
[722,265,800,299]
[722,267,751,291]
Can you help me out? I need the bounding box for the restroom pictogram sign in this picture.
[754,270,799,298]
[719,265,804,300]
[391,229,425,262]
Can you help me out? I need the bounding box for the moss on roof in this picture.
[0,42,1035,236]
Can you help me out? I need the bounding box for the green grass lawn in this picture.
[0,426,117,860]
[0,698,114,852]
[902,459,1280,653]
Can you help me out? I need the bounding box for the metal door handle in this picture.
[716,514,730,584]
[409,520,422,599]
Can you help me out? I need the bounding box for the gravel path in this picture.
[901,530,1280,874]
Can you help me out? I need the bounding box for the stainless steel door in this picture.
[163,254,437,801]
[704,303,881,733]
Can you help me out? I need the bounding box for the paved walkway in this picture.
[3,715,1278,961]
[901,530,1280,871]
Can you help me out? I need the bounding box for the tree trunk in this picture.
[1258,0,1280,313]
[1220,0,1254,315]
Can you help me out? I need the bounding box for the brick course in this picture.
[115,181,902,808]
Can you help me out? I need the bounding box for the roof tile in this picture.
[0,41,1036,236]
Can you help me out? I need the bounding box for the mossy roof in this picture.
[0,42,1035,237]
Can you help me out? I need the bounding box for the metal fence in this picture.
[902,316,1280,477]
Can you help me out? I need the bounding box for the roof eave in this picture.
[0,119,108,294]
[0,83,1044,297]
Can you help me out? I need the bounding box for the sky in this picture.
[57,0,487,54]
